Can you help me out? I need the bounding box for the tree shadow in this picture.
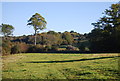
[26,56,120,63]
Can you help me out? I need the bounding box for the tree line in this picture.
[0,2,120,55]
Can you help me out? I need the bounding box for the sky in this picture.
[2,2,117,36]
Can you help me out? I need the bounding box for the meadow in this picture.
[2,53,120,79]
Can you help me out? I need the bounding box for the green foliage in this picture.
[78,43,85,52]
[19,43,29,53]
[47,30,58,35]
[42,34,61,45]
[37,32,62,46]
[77,40,90,52]
[27,13,47,45]
[45,45,52,51]
[2,30,89,54]
[51,45,59,51]
[66,45,79,51]
[0,24,14,36]
[89,2,120,52]
[62,32,74,45]
[11,45,20,54]
[27,13,47,31]
[27,45,44,53]
[2,40,12,55]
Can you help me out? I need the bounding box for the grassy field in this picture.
[2,53,120,79]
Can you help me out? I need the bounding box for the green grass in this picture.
[2,53,120,79]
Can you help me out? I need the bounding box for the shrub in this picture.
[19,43,29,53]
[79,44,85,52]
[45,45,52,51]
[51,45,59,51]
[11,45,20,54]
[66,45,79,51]
[27,44,45,53]
[2,40,12,55]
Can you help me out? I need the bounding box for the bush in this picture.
[2,40,12,55]
[19,43,29,53]
[45,45,52,51]
[11,45,20,54]
[66,45,79,51]
[79,44,85,52]
[27,45,36,53]
[51,45,59,51]
[27,44,45,53]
